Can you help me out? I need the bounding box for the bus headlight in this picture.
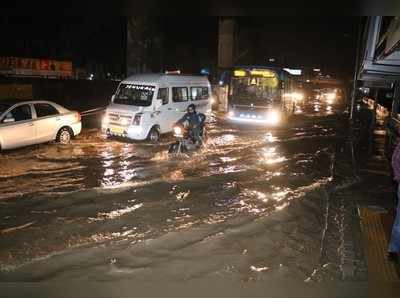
[292,92,304,101]
[297,93,304,101]
[327,93,336,101]
[266,110,280,125]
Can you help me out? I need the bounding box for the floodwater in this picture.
[0,98,365,282]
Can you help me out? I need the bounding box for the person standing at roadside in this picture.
[389,140,400,262]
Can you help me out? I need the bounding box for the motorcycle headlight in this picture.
[174,126,183,136]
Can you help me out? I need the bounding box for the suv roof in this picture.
[123,73,210,85]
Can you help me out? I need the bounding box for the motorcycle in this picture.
[168,115,206,155]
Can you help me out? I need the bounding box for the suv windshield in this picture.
[114,84,155,107]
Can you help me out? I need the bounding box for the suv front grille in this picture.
[108,113,133,126]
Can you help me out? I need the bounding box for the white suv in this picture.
[102,74,211,142]
[0,99,81,150]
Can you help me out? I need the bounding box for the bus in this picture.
[221,66,301,125]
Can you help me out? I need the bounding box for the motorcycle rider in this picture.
[177,104,205,145]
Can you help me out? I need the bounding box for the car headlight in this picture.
[228,110,235,117]
[266,110,280,125]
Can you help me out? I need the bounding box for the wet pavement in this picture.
[0,98,369,282]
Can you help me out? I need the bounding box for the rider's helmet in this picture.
[187,104,196,114]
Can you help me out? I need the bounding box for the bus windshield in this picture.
[231,74,280,106]
[114,84,155,107]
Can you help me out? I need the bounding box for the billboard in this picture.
[0,57,73,78]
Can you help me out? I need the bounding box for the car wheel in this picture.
[147,127,160,143]
[56,127,73,144]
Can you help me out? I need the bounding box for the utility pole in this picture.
[350,17,363,122]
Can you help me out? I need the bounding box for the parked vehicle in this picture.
[0,99,81,150]
[102,74,211,142]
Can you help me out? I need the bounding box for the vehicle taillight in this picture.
[133,113,142,125]
[75,112,81,122]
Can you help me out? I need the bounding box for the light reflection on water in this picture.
[0,99,348,279]
[260,146,286,165]
[89,203,143,222]
[100,144,138,188]
[264,132,277,143]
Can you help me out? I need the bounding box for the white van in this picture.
[102,74,211,142]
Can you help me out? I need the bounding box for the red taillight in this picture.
[75,112,81,122]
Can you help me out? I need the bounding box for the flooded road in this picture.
[0,99,363,282]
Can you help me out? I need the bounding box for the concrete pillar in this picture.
[218,86,228,112]
[218,18,235,69]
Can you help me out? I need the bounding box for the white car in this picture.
[0,99,81,150]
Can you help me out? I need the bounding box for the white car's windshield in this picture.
[114,84,155,107]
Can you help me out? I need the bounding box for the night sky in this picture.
[0,16,359,80]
